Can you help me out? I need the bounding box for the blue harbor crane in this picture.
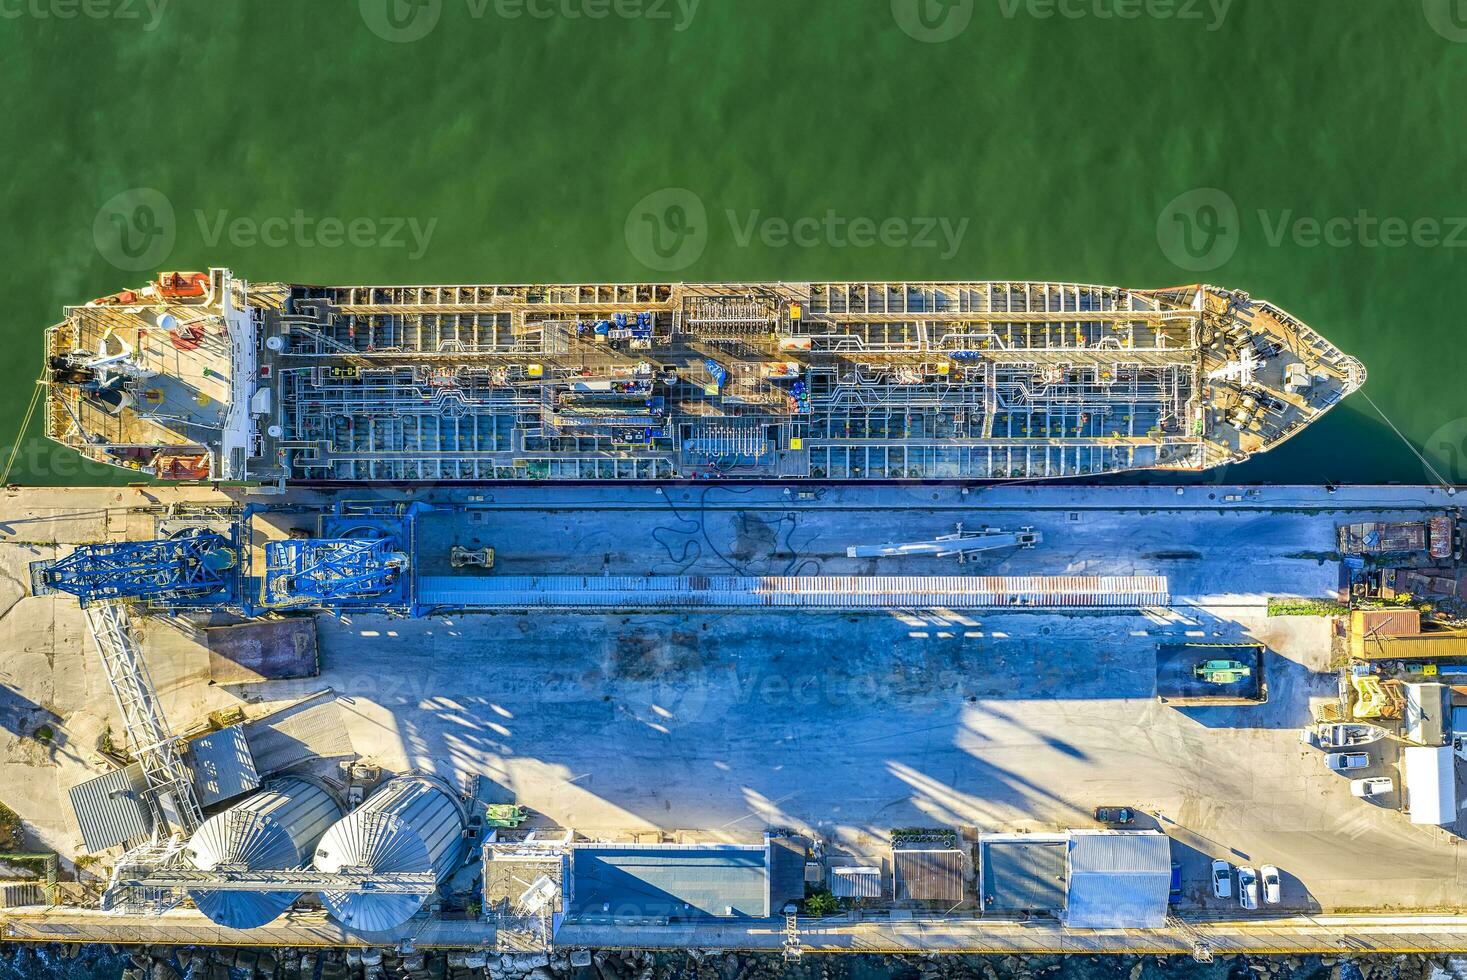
[26,529,236,847]
[28,530,237,607]
[263,536,409,608]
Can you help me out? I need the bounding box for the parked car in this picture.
[1351,776,1394,798]
[1260,865,1281,905]
[1094,806,1134,825]
[1326,751,1371,771]
[1237,866,1259,910]
[1211,859,1233,899]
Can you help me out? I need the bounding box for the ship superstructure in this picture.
[43,269,1364,484]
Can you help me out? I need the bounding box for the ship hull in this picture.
[42,271,1365,486]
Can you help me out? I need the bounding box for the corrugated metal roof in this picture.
[767,837,807,912]
[570,843,771,919]
[1351,629,1467,660]
[419,574,1169,609]
[892,847,967,902]
[829,866,882,899]
[243,699,353,776]
[979,838,1067,912]
[1064,831,1171,929]
[189,725,260,807]
[1404,683,1451,746]
[69,763,152,853]
[1351,608,1422,638]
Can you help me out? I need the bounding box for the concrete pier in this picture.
[0,483,1462,951]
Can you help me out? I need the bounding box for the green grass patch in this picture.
[0,802,24,851]
[1268,598,1348,617]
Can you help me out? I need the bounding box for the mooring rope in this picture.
[1,377,47,486]
[1358,388,1453,490]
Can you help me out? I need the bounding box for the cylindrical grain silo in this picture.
[312,775,467,932]
[185,776,342,928]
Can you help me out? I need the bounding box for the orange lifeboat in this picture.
[157,271,209,300]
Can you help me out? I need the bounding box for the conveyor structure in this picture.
[263,537,409,608]
[846,524,1041,561]
[258,501,419,610]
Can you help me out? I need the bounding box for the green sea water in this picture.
[2,0,1464,487]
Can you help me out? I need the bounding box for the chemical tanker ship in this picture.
[41,269,1365,485]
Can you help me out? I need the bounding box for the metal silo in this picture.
[313,775,467,932]
[185,776,342,929]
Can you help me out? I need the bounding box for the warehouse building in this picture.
[68,763,153,853]
[892,839,968,903]
[828,865,882,900]
[566,836,806,922]
[979,830,1172,929]
[978,835,1066,914]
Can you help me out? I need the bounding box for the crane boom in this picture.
[84,602,203,835]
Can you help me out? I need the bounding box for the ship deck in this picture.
[41,274,1364,484]
[45,303,233,453]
